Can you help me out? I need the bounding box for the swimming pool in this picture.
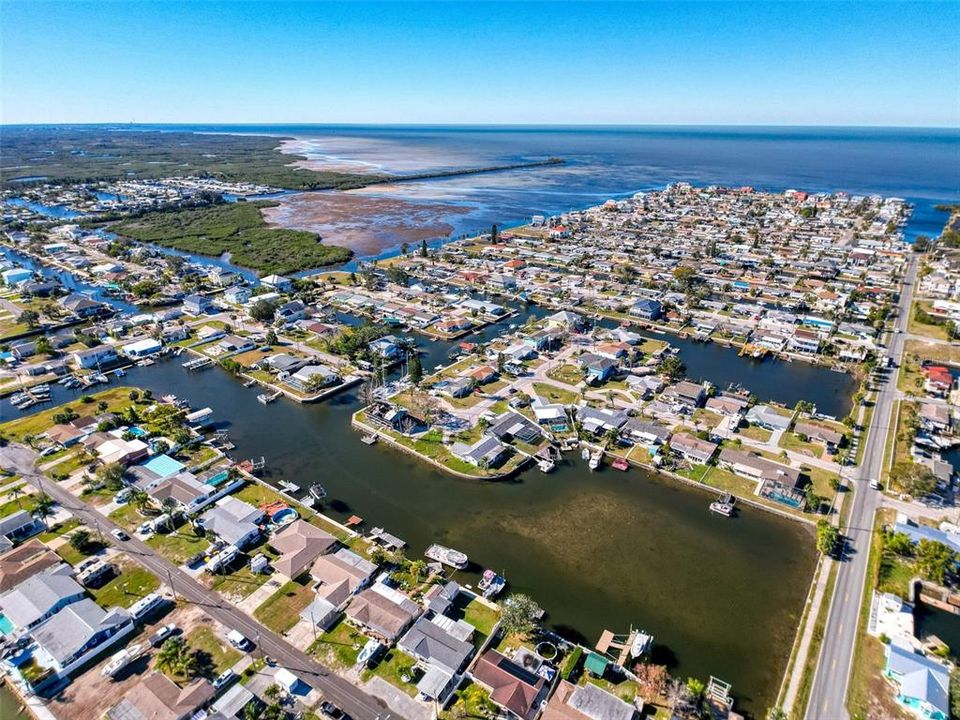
[271,508,299,527]
[205,470,230,487]
[0,613,14,635]
[141,454,185,479]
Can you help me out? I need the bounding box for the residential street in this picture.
[0,444,401,720]
[804,257,918,720]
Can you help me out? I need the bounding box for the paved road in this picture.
[804,257,918,720]
[0,445,401,720]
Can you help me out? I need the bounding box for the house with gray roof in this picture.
[746,405,792,432]
[883,640,949,720]
[198,496,264,549]
[451,436,509,469]
[0,510,41,546]
[398,616,474,675]
[26,598,133,686]
[543,680,637,720]
[0,567,84,632]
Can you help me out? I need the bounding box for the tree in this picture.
[69,528,92,553]
[20,310,40,328]
[130,488,154,514]
[890,462,937,498]
[407,351,423,385]
[32,493,54,530]
[816,520,841,556]
[410,559,427,582]
[767,707,788,720]
[249,298,279,324]
[500,593,542,639]
[35,336,53,356]
[658,354,685,382]
[672,265,698,291]
[419,239,428,257]
[916,540,956,585]
[884,530,914,557]
[156,636,198,679]
[633,663,669,703]
[97,462,126,490]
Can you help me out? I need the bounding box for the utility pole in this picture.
[166,568,179,603]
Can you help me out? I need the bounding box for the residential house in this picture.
[310,548,377,606]
[471,649,547,720]
[223,286,251,305]
[398,615,474,675]
[182,294,215,315]
[746,405,792,432]
[276,300,306,324]
[198,497,264,549]
[106,672,215,720]
[270,519,337,579]
[260,274,293,293]
[72,344,118,370]
[345,583,422,642]
[0,511,43,547]
[883,640,949,720]
[577,353,617,384]
[662,381,706,409]
[61,294,103,318]
[794,421,845,452]
[622,418,671,446]
[577,406,627,436]
[149,470,244,516]
[670,434,718,464]
[542,680,637,720]
[451,436,509,469]
[286,365,340,393]
[0,540,63,593]
[0,567,85,633]
[629,299,662,321]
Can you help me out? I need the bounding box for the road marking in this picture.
[830,657,837,671]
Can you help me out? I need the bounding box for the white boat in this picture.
[101,643,144,678]
[537,458,556,473]
[588,450,602,471]
[710,493,736,517]
[478,569,506,598]
[630,631,654,657]
[356,638,382,667]
[309,484,327,501]
[425,543,468,569]
[581,447,590,461]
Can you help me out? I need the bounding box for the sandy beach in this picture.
[260,190,471,257]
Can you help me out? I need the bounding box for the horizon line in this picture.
[2,121,958,132]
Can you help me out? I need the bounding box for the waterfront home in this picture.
[451,435,509,469]
[61,293,103,318]
[369,335,401,359]
[183,294,215,315]
[578,406,628,436]
[746,405,793,432]
[542,680,637,720]
[919,403,952,433]
[444,376,475,399]
[719,448,802,487]
[788,328,822,355]
[21,280,60,297]
[883,640,950,720]
[122,337,163,359]
[84,432,150,466]
[622,418,671,446]
[265,352,310,375]
[546,310,585,331]
[892,520,960,555]
[106,671,215,720]
[868,592,916,644]
[0,567,85,633]
[310,548,377,606]
[0,540,62,593]
[662,380,706,409]
[424,580,460,617]
[1,267,33,286]
[486,411,543,446]
[71,344,118,370]
[261,274,293,293]
[149,470,244,516]
[470,365,499,385]
[706,395,749,418]
[629,298,662,321]
[670,433,718,464]
[270,519,337,579]
[217,334,256,355]
[223,285,251,305]
[365,401,419,434]
[23,599,133,689]
[276,299,306,324]
[345,582,422,642]
[399,614,475,679]
[531,399,568,425]
[0,511,43,548]
[286,364,340,392]
[197,496,264,550]
[471,649,548,720]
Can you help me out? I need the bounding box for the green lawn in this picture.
[186,625,242,677]
[146,525,211,564]
[90,563,160,609]
[0,493,37,518]
[532,382,578,406]
[545,363,584,387]
[206,544,279,600]
[362,648,420,697]
[308,618,365,669]
[739,424,772,443]
[0,387,137,443]
[253,577,315,633]
[108,503,148,531]
[55,537,105,566]
[38,517,81,541]
[458,596,500,649]
[778,432,824,458]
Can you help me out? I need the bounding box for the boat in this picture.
[588,449,602,471]
[581,447,591,461]
[101,643,144,678]
[478,569,506,598]
[537,458,556,473]
[257,391,282,404]
[356,638,382,667]
[309,484,327,501]
[611,458,629,471]
[425,543,468,569]
[710,493,736,517]
[630,631,654,657]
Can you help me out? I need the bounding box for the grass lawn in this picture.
[0,387,137,442]
[55,537,105,566]
[458,596,500,649]
[108,503,148,531]
[532,382,578,406]
[778,431,824,458]
[254,576,315,633]
[440,681,498,720]
[90,562,160,609]
[801,466,840,505]
[0,493,37,518]
[739,424,772,443]
[545,363,584,387]
[362,647,420,696]
[186,625,242,677]
[908,300,952,341]
[146,525,211,565]
[38,517,81,542]
[232,482,280,508]
[308,618,365,669]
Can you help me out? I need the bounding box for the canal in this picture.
[13,353,817,715]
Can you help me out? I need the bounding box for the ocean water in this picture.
[140,124,960,249]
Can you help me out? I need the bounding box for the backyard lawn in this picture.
[90,562,160,609]
[147,525,211,565]
[309,618,365,669]
[186,625,242,676]
[362,648,420,697]
[532,382,578,406]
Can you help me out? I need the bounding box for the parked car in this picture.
[319,701,349,720]
[227,630,253,651]
[213,669,237,691]
[111,528,129,541]
[149,623,178,648]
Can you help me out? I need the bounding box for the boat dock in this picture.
[182,356,213,371]
[595,627,654,668]
[369,526,406,551]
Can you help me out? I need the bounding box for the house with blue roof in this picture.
[884,640,950,720]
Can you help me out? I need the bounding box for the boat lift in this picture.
[595,626,654,668]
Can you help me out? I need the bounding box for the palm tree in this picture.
[32,493,55,530]
[130,489,154,515]
[156,637,197,678]
[263,683,281,702]
[10,485,22,509]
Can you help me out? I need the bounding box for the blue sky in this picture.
[2,1,957,126]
